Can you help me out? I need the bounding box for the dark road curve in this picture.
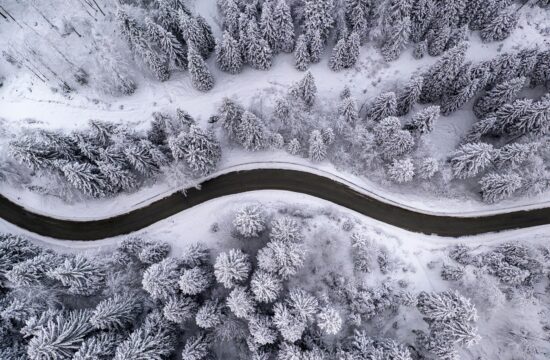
[0,169,549,240]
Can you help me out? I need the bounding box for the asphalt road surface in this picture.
[0,169,548,240]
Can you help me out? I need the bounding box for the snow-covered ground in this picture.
[2,2,550,215]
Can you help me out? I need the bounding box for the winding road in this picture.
[1,168,549,240]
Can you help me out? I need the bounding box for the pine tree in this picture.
[496,142,538,169]
[413,40,427,59]
[260,1,278,51]
[196,15,216,54]
[214,249,251,288]
[381,17,411,61]
[219,97,245,141]
[246,21,273,70]
[249,315,278,345]
[420,42,468,103]
[387,158,415,183]
[216,31,244,74]
[60,162,107,198]
[346,0,370,42]
[169,125,221,176]
[113,311,176,360]
[404,105,440,134]
[195,300,223,329]
[48,255,105,295]
[473,77,525,118]
[339,95,360,127]
[237,111,267,151]
[188,45,215,92]
[480,172,522,203]
[329,37,348,71]
[410,0,435,42]
[233,205,266,237]
[450,142,495,179]
[6,253,61,287]
[223,0,241,36]
[90,294,141,330]
[273,302,306,342]
[480,6,518,43]
[142,258,181,300]
[181,333,212,360]
[287,138,301,155]
[317,307,342,335]
[73,332,122,360]
[145,18,187,70]
[290,71,317,107]
[418,157,439,179]
[303,0,335,40]
[287,288,318,322]
[274,0,295,53]
[27,310,94,360]
[467,0,507,31]
[426,24,451,57]
[163,295,197,324]
[346,31,361,68]
[308,130,327,162]
[123,142,160,176]
[250,270,283,303]
[295,34,311,71]
[227,287,256,319]
[257,240,306,279]
[138,242,171,264]
[178,11,208,57]
[396,75,424,116]
[505,97,550,136]
[368,92,397,122]
[308,30,324,63]
[179,267,212,295]
[440,78,482,115]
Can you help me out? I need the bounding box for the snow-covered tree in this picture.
[113,311,176,360]
[397,76,423,116]
[418,157,439,179]
[287,288,318,322]
[219,97,245,141]
[290,71,317,107]
[181,332,212,360]
[410,0,435,42]
[250,270,283,303]
[405,105,440,135]
[480,172,522,203]
[246,22,273,70]
[257,240,306,279]
[6,253,61,287]
[473,77,525,118]
[374,117,415,160]
[237,111,267,151]
[308,130,327,162]
[317,307,342,335]
[464,117,498,143]
[169,125,221,176]
[145,18,187,70]
[196,15,216,54]
[90,294,141,330]
[260,2,278,51]
[496,142,538,169]
[387,158,415,183]
[274,0,295,52]
[139,242,171,264]
[27,310,94,360]
[196,300,223,329]
[273,302,306,342]
[531,50,550,87]
[426,23,451,57]
[308,29,324,64]
[249,315,277,345]
[227,286,256,319]
[302,0,335,40]
[420,43,468,103]
[381,17,411,61]
[163,295,197,324]
[179,267,212,295]
[480,6,518,43]
[216,31,244,74]
[142,258,181,300]
[214,249,251,288]
[440,77,482,115]
[368,92,397,122]
[450,142,494,179]
[329,36,348,71]
[180,243,210,268]
[287,138,301,155]
[346,31,361,68]
[188,45,214,92]
[233,205,266,238]
[48,255,105,296]
[178,11,209,57]
[295,35,311,71]
[73,332,122,360]
[60,162,107,198]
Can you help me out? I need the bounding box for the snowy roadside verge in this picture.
[2,160,550,222]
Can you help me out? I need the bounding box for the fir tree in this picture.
[295,34,311,71]
[387,158,415,183]
[381,17,411,61]
[142,258,181,300]
[413,40,427,59]
[196,15,216,54]
[480,6,518,43]
[346,0,370,42]
[496,142,538,169]
[273,302,306,342]
[195,300,223,329]
[257,240,306,279]
[249,315,278,345]
[181,333,212,360]
[303,0,335,40]
[473,77,525,118]
[426,24,451,57]
[27,310,94,360]
[493,98,534,135]
[404,105,440,134]
[6,253,61,287]
[214,249,251,288]
[219,97,245,141]
[515,48,539,78]
[169,125,221,176]
[145,18,187,70]
[339,95,360,127]
[163,296,197,324]
[48,255,105,296]
[60,162,107,198]
[73,332,122,360]
[90,294,141,330]
[329,37,348,71]
[237,111,268,151]
[287,138,301,155]
[450,142,495,179]
[274,0,295,53]
[250,270,283,303]
[418,157,439,179]
[216,31,244,74]
[368,92,397,122]
[260,1,278,51]
[420,42,468,103]
[223,0,241,36]
[308,29,324,64]
[396,75,424,116]
[233,205,266,237]
[440,78,482,115]
[188,45,215,92]
[317,307,342,335]
[179,267,212,295]
[410,0,435,43]
[480,172,523,203]
[530,50,550,87]
[139,242,171,264]
[346,31,361,68]
[178,11,208,57]
[246,21,273,70]
[290,71,317,107]
[227,287,256,319]
[308,130,327,162]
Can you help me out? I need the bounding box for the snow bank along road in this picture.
[1,168,550,240]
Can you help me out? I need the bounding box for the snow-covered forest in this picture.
[2,200,550,359]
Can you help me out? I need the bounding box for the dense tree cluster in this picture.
[9,112,221,198]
